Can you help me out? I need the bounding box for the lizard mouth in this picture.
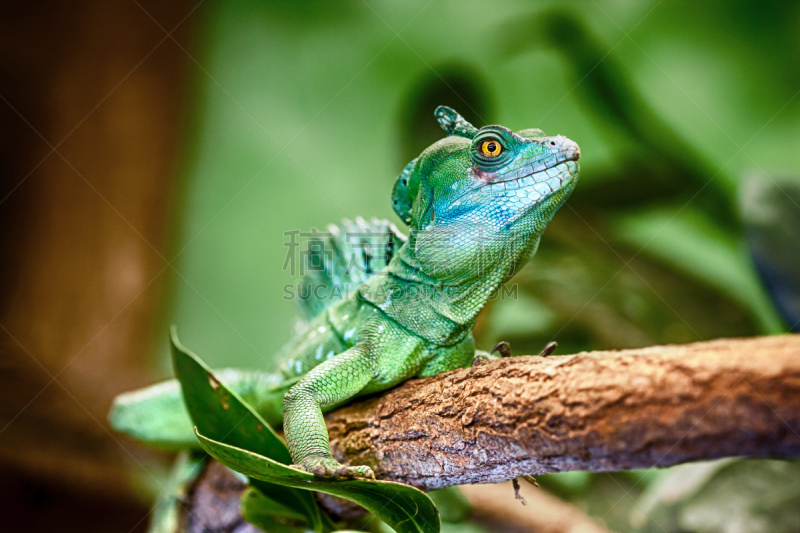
[483,156,580,200]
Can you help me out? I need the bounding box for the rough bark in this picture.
[326,335,800,490]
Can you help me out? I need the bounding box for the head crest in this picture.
[392,107,478,226]
[434,106,478,139]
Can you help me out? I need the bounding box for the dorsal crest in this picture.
[391,158,417,224]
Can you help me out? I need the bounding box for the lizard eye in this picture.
[479,140,503,157]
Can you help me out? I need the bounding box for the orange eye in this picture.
[480,140,502,157]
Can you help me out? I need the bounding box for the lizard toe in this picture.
[348,465,376,479]
[298,457,374,479]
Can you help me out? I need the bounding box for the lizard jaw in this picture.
[482,159,579,201]
[451,160,579,209]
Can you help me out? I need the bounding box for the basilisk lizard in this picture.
[110,106,580,480]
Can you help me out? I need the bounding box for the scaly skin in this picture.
[278,107,580,478]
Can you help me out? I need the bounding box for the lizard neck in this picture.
[388,246,504,325]
[363,231,541,344]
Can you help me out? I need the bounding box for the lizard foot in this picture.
[295,457,375,479]
[472,342,512,366]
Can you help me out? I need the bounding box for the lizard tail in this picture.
[108,369,286,450]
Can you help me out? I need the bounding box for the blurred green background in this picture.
[169,0,796,370]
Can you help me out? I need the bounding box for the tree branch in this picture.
[325,335,800,491]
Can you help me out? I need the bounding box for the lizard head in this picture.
[391,106,580,281]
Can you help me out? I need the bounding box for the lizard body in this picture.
[110,106,580,480]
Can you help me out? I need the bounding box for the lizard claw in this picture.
[475,341,550,366]
[522,475,539,487]
[472,350,491,366]
[296,457,375,479]
[512,478,527,506]
[538,341,557,357]
[473,342,511,366]
[491,341,512,358]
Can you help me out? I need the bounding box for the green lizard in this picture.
[110,106,580,480]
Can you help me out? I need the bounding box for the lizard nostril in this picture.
[549,140,556,147]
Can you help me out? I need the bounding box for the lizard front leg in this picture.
[283,343,377,479]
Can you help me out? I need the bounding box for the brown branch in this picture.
[180,335,799,531]
[326,335,800,491]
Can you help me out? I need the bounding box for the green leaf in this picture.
[440,523,489,533]
[241,486,314,532]
[170,327,324,532]
[196,431,441,533]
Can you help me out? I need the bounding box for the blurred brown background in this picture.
[0,2,199,530]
